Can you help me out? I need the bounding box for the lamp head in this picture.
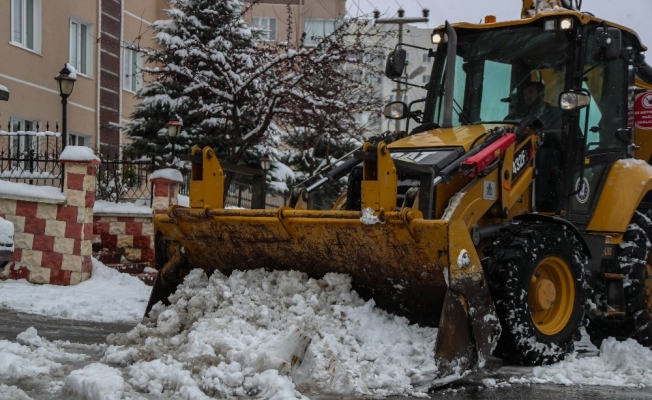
[54,64,76,98]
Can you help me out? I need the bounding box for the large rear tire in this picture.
[586,211,652,347]
[484,221,588,365]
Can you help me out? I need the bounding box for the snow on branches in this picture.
[125,0,390,194]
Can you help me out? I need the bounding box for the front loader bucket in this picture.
[147,145,500,380]
[154,207,450,327]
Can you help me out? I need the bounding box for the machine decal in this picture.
[391,151,442,164]
[512,145,531,180]
[483,181,497,201]
[575,177,590,204]
[631,91,652,130]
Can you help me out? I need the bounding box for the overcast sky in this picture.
[347,0,652,52]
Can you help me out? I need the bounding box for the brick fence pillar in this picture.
[57,147,101,284]
[150,169,183,215]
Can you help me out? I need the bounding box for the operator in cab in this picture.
[507,81,562,129]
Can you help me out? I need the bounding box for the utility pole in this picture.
[374,8,429,133]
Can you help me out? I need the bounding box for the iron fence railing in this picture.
[95,153,155,204]
[178,163,276,209]
[0,131,63,188]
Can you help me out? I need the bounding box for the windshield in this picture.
[425,26,572,129]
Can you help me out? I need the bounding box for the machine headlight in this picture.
[560,18,573,30]
[431,32,444,44]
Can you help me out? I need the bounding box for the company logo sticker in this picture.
[575,177,590,204]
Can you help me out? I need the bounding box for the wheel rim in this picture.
[528,256,575,336]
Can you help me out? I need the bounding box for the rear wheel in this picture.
[484,221,588,365]
[586,211,652,347]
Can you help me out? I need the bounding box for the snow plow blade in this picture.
[146,146,500,379]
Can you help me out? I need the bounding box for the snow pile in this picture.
[103,269,438,398]
[63,363,125,400]
[0,258,150,323]
[0,384,30,400]
[516,337,652,387]
[0,327,88,382]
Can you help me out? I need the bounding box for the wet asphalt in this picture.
[1,308,650,399]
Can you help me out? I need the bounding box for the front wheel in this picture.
[484,221,588,365]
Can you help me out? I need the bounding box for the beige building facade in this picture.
[0,0,347,158]
[0,0,164,157]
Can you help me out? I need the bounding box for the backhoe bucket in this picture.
[147,146,500,379]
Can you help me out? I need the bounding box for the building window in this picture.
[422,53,429,63]
[68,133,88,147]
[10,0,42,52]
[422,74,430,84]
[253,17,276,41]
[123,47,143,92]
[304,19,336,45]
[69,18,92,76]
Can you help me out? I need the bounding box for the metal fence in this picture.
[179,164,285,209]
[179,171,258,208]
[95,153,155,204]
[0,131,63,188]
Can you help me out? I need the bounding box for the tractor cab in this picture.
[386,11,648,229]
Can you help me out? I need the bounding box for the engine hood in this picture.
[384,124,509,174]
[387,124,507,152]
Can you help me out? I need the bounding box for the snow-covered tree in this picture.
[125,0,389,194]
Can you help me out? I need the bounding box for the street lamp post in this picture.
[260,154,271,208]
[374,8,429,133]
[54,64,76,149]
[166,119,182,162]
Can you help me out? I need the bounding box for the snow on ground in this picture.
[0,258,150,322]
[1,259,652,398]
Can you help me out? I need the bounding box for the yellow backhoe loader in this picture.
[147,0,652,380]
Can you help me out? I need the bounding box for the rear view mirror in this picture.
[385,49,407,79]
[383,101,408,120]
[593,27,621,62]
[559,91,591,111]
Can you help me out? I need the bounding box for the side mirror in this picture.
[593,27,622,62]
[385,49,407,79]
[615,127,633,144]
[559,91,591,111]
[383,101,408,120]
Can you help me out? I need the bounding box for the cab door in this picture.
[565,45,628,226]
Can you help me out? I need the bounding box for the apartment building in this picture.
[0,0,349,157]
[245,0,346,45]
[0,0,164,157]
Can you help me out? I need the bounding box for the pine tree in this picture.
[126,0,389,197]
[126,0,261,167]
